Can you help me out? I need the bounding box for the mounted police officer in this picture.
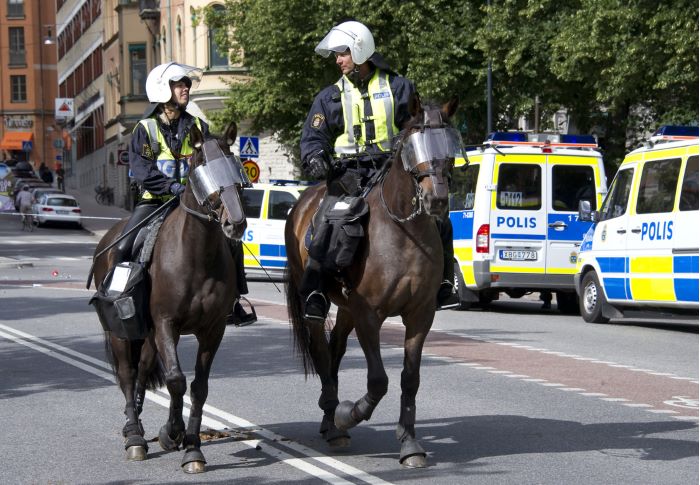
[299,21,459,322]
[113,61,254,325]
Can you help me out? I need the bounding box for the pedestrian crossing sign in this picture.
[239,136,259,158]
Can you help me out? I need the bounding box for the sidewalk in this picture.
[67,187,132,240]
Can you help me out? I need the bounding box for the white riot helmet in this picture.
[315,21,375,65]
[145,62,203,104]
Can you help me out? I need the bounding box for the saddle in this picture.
[89,208,173,340]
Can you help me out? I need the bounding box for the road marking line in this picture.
[622,403,653,408]
[559,388,585,392]
[647,409,679,414]
[580,392,608,397]
[0,324,393,485]
[522,378,547,382]
[539,383,565,387]
[600,398,630,402]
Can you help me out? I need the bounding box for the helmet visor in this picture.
[315,28,353,58]
[164,64,203,91]
[401,127,465,171]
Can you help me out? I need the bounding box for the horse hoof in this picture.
[182,461,206,474]
[126,445,147,461]
[334,401,358,431]
[401,453,427,468]
[159,425,183,451]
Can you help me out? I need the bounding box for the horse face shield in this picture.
[401,127,462,211]
[190,140,252,231]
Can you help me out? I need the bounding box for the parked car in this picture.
[31,187,64,201]
[33,193,82,228]
[240,180,314,279]
[0,162,9,179]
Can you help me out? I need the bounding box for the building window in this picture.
[208,4,228,69]
[129,44,147,95]
[7,0,24,17]
[8,27,25,65]
[10,75,27,102]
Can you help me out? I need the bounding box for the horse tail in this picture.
[284,264,317,378]
[102,332,166,390]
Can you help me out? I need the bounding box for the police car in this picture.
[449,132,608,313]
[240,180,313,279]
[575,125,699,323]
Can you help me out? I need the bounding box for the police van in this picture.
[449,132,608,313]
[575,125,699,323]
[240,180,311,279]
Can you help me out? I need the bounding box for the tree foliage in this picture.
[205,0,698,170]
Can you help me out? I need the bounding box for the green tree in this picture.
[207,0,698,172]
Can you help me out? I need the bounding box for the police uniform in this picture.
[112,110,209,263]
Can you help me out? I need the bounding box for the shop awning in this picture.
[0,131,33,150]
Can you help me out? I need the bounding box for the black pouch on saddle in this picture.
[89,262,150,340]
[309,196,368,271]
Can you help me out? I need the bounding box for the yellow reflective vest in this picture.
[334,70,397,155]
[137,116,202,200]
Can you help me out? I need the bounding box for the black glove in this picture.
[307,156,329,179]
[170,182,186,196]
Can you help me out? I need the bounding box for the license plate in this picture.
[56,210,68,215]
[499,250,537,261]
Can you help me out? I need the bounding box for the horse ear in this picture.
[442,96,459,120]
[190,123,204,148]
[409,92,422,119]
[224,121,238,147]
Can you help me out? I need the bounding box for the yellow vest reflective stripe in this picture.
[137,116,202,200]
[334,70,396,155]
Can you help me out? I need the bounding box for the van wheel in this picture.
[580,272,610,323]
[555,291,580,315]
[453,261,472,310]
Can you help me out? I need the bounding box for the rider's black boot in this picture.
[226,299,257,326]
[112,203,159,264]
[300,258,328,322]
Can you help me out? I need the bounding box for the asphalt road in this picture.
[0,217,697,484]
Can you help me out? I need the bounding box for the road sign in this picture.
[117,150,130,166]
[240,136,259,158]
[55,98,74,120]
[243,159,260,183]
[22,140,33,152]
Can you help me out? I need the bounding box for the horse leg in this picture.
[395,307,434,468]
[153,327,186,452]
[111,335,149,461]
[334,312,388,432]
[317,308,354,447]
[179,326,225,474]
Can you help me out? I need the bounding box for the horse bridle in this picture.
[380,109,453,223]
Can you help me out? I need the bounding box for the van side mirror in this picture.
[578,199,598,222]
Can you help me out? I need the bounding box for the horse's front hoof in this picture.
[399,438,427,468]
[182,448,206,474]
[401,454,427,468]
[334,401,358,431]
[183,460,206,474]
[159,425,184,451]
[126,445,147,461]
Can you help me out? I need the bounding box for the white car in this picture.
[33,193,82,228]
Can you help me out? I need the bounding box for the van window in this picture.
[679,155,698,211]
[636,158,681,214]
[599,168,633,221]
[241,189,264,218]
[552,165,596,211]
[497,163,541,210]
[268,190,297,220]
[450,164,479,210]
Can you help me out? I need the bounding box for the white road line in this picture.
[0,324,393,485]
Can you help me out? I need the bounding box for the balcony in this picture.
[138,0,160,20]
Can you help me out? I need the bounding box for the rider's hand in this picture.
[170,182,186,196]
[307,156,328,179]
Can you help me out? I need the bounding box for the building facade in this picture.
[53,0,292,209]
[0,0,58,171]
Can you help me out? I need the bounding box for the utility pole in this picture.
[486,0,492,134]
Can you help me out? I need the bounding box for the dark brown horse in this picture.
[91,122,246,473]
[285,96,459,468]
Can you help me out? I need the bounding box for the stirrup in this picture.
[304,291,329,322]
[437,280,460,310]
